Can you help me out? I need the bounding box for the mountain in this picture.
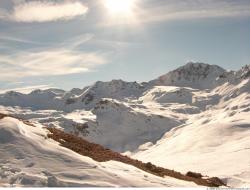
[0,80,146,111]
[0,62,247,111]
[0,62,250,187]
[63,80,146,111]
[149,62,226,89]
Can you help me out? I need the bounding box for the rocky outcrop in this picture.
[47,127,226,187]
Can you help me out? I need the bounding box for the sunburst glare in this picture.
[104,0,135,16]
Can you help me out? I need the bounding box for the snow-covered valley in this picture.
[0,62,250,187]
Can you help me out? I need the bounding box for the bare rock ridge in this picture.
[46,124,226,187]
[0,113,7,119]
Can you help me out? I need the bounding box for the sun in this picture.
[104,0,134,15]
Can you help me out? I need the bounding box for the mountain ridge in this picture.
[0,62,250,187]
[0,62,249,111]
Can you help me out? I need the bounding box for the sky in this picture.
[0,0,250,92]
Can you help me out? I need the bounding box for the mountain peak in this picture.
[150,62,226,89]
[185,61,208,66]
[178,62,224,71]
[238,64,250,79]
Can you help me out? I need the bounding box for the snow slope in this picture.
[86,98,183,152]
[0,116,196,187]
[133,79,250,188]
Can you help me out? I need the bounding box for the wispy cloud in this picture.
[0,33,94,49]
[137,0,250,23]
[0,49,107,81]
[0,35,45,45]
[61,34,94,49]
[1,0,88,23]
[0,31,105,82]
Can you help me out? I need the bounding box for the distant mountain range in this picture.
[0,62,249,187]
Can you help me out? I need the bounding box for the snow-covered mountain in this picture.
[0,62,249,187]
[0,80,146,111]
[149,62,226,89]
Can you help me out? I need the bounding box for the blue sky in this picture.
[0,0,250,92]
